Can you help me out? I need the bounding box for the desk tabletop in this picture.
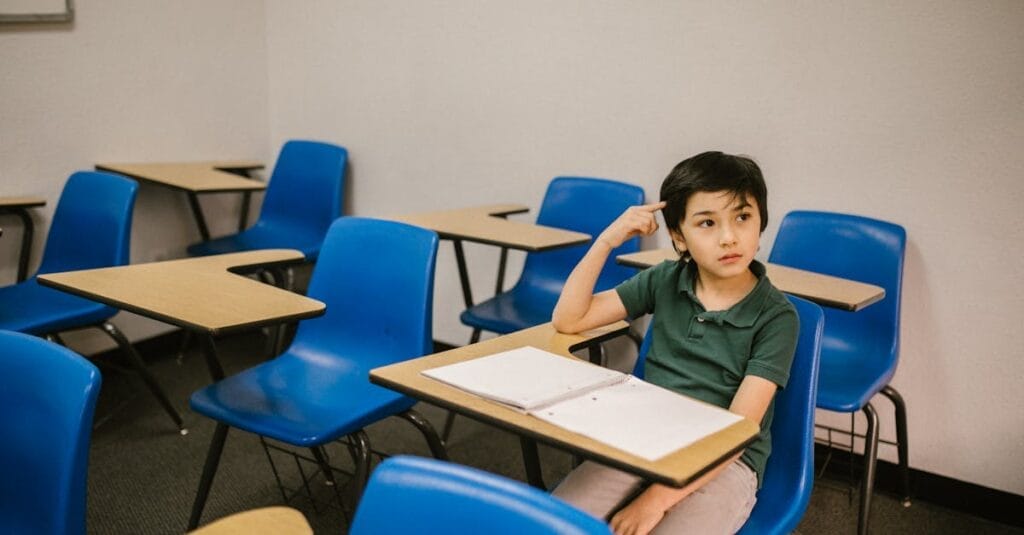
[0,196,46,209]
[391,204,591,251]
[95,161,265,193]
[371,322,758,488]
[616,249,885,311]
[38,250,324,335]
[189,507,312,535]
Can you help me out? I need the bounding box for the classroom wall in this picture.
[264,1,1024,495]
[0,1,269,352]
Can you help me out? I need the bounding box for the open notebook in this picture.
[422,346,745,461]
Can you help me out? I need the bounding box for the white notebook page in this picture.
[530,376,744,461]
[421,346,625,411]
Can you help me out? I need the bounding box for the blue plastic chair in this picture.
[0,171,184,432]
[187,217,448,530]
[0,330,101,535]
[350,456,611,535]
[459,177,645,341]
[186,140,348,262]
[634,296,824,535]
[769,210,909,535]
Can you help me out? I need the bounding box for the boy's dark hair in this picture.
[660,151,768,260]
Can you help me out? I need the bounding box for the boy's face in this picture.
[669,190,762,283]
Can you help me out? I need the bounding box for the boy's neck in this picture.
[693,265,758,312]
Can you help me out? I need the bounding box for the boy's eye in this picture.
[697,219,714,228]
[737,212,751,222]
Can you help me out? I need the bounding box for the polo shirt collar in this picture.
[676,259,771,328]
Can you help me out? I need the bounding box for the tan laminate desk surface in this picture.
[37,249,324,336]
[371,322,759,489]
[188,507,312,535]
[0,196,46,208]
[96,161,265,193]
[392,204,592,251]
[616,249,885,311]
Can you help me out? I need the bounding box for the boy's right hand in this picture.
[597,201,667,249]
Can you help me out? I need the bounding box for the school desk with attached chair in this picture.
[0,171,186,432]
[769,210,909,535]
[185,218,448,531]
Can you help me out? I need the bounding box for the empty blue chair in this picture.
[0,330,101,535]
[634,295,824,535]
[769,210,908,535]
[186,140,347,262]
[460,177,645,342]
[350,456,611,535]
[0,171,183,432]
[187,217,448,530]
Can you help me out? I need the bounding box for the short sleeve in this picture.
[744,306,799,389]
[614,261,672,320]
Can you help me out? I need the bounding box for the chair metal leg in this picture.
[187,423,229,531]
[348,430,372,496]
[98,322,186,434]
[882,385,912,507]
[310,445,347,518]
[858,403,880,535]
[398,409,449,460]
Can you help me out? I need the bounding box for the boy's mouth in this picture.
[719,253,743,264]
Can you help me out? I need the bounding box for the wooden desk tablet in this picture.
[189,507,312,535]
[616,249,885,311]
[371,322,759,490]
[392,204,591,308]
[38,249,324,380]
[0,196,46,282]
[96,161,265,241]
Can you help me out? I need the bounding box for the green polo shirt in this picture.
[615,259,798,488]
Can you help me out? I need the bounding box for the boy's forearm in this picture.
[552,240,614,331]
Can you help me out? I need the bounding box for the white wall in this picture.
[265,1,1024,495]
[0,1,269,351]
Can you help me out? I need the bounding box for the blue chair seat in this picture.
[186,221,325,260]
[190,352,415,447]
[0,280,114,335]
[459,285,560,334]
[817,329,898,412]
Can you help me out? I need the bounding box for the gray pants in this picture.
[552,459,757,534]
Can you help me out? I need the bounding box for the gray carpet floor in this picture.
[84,331,1021,534]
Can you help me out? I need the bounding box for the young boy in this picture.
[551,151,798,535]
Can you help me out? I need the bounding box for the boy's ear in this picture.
[669,230,687,256]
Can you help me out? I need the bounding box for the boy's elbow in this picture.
[551,314,580,334]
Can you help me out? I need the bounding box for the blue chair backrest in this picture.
[633,296,824,535]
[737,295,824,534]
[350,456,611,535]
[519,177,645,295]
[258,139,347,237]
[288,217,437,369]
[768,211,906,371]
[0,330,101,535]
[36,171,138,276]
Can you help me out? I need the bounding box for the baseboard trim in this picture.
[814,443,1023,528]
